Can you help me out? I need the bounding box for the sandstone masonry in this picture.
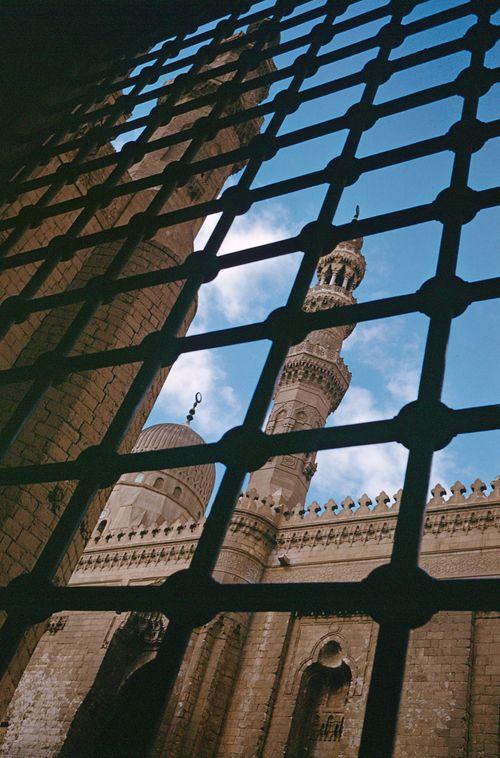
[0,33,276,716]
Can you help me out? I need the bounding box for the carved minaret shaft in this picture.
[248,238,366,507]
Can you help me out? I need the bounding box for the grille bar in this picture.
[0,0,498,754]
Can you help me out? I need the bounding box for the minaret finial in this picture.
[186,392,202,425]
[353,204,360,221]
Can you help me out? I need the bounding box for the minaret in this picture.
[248,235,366,508]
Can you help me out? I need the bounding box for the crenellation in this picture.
[469,477,488,501]
[448,480,467,504]
[488,474,500,496]
[375,490,391,509]
[429,482,447,505]
[71,477,499,579]
[356,493,372,515]
[296,477,500,522]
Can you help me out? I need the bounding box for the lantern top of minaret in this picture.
[316,208,366,293]
[316,237,366,291]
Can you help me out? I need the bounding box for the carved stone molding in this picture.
[117,611,168,648]
[421,550,499,578]
[278,355,350,412]
[47,615,68,635]
[214,549,263,583]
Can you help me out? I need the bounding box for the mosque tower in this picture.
[248,235,366,508]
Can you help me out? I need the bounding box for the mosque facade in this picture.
[0,21,498,758]
[1,235,498,757]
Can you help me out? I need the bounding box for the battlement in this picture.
[286,475,500,524]
[75,477,499,580]
[87,487,282,550]
[87,477,500,546]
[268,477,499,579]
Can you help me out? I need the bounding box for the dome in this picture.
[103,422,215,531]
[132,422,216,506]
[133,422,206,453]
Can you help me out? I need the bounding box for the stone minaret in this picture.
[248,237,366,508]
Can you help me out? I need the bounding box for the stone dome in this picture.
[103,422,215,531]
[132,422,216,506]
[133,421,206,451]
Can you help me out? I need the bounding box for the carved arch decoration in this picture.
[267,406,287,434]
[288,629,357,699]
[285,635,353,757]
[295,409,309,430]
[59,611,168,757]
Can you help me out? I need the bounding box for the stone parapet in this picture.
[72,477,499,583]
[72,488,281,583]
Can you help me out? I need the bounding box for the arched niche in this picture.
[59,612,167,757]
[295,409,309,430]
[286,640,352,757]
[334,267,345,287]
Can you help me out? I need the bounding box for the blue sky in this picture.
[117,0,499,509]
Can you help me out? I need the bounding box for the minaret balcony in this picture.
[303,284,356,312]
[280,343,351,395]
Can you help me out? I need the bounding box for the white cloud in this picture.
[386,366,420,404]
[332,385,388,425]
[311,384,456,506]
[156,350,241,439]
[314,443,408,506]
[191,205,300,328]
[306,308,455,502]
[154,205,297,440]
[342,319,422,406]
[313,385,406,502]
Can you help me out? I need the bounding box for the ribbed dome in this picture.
[133,422,207,452]
[133,422,215,507]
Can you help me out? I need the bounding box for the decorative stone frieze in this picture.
[73,478,499,578]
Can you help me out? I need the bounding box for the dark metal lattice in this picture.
[0,0,499,755]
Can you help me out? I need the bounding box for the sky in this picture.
[116,0,499,511]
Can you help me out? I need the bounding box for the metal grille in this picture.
[0,0,499,754]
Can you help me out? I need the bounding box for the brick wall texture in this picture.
[1,479,498,756]
[0,37,275,716]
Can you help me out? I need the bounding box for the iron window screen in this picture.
[0,0,499,755]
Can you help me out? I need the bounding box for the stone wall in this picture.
[1,478,498,755]
[0,36,276,712]
[468,612,500,757]
[0,611,116,756]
